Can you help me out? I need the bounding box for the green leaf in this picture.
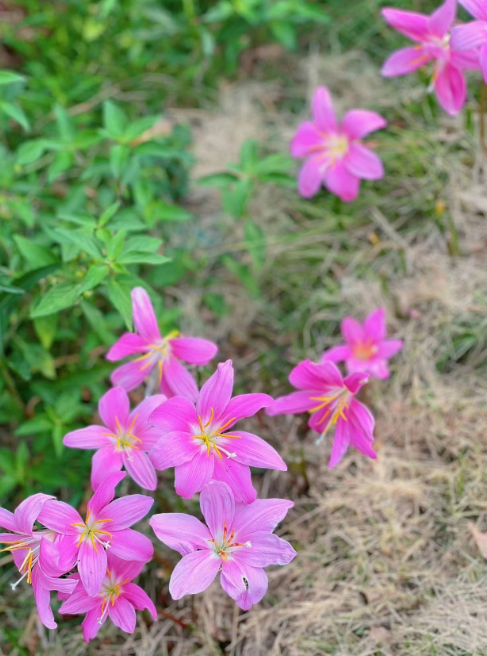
[222,179,253,218]
[270,21,296,50]
[244,218,266,269]
[107,278,133,329]
[118,252,170,265]
[103,100,128,138]
[79,264,109,293]
[99,201,121,227]
[47,150,73,182]
[110,143,129,177]
[240,140,259,171]
[0,70,25,85]
[146,201,193,223]
[107,230,126,261]
[14,235,58,268]
[31,281,82,318]
[81,300,113,345]
[123,235,162,253]
[54,104,75,141]
[34,314,58,350]
[16,139,48,166]
[197,172,239,188]
[0,101,30,131]
[15,416,52,436]
[52,228,103,259]
[223,257,259,297]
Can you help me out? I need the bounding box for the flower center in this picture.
[97,570,130,624]
[103,416,142,457]
[133,329,180,384]
[308,388,349,429]
[352,339,378,361]
[192,407,240,459]
[325,134,349,162]
[208,520,251,562]
[71,509,113,551]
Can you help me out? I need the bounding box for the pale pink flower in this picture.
[267,360,376,468]
[150,480,295,610]
[290,86,386,201]
[107,287,218,401]
[0,494,77,628]
[38,472,154,597]
[59,554,157,643]
[321,308,403,380]
[64,387,166,491]
[382,0,479,115]
[451,0,487,82]
[149,360,284,504]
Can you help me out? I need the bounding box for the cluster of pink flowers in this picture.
[292,0,486,202]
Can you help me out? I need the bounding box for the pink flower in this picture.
[0,494,77,628]
[150,480,295,610]
[321,308,403,380]
[106,287,218,401]
[63,387,166,491]
[148,360,284,504]
[59,554,157,643]
[290,86,386,201]
[267,360,376,468]
[451,0,487,82]
[38,472,154,597]
[382,0,480,115]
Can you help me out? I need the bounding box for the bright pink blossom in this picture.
[267,360,376,468]
[290,86,386,202]
[38,472,154,597]
[321,308,403,380]
[382,0,479,115]
[59,554,157,643]
[149,360,283,504]
[106,287,218,401]
[0,494,77,628]
[451,0,487,82]
[63,387,166,491]
[150,480,295,610]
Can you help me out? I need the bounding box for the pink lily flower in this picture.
[63,387,166,491]
[382,0,480,115]
[149,360,284,504]
[59,554,157,643]
[267,360,376,468]
[321,308,403,380]
[290,86,386,201]
[0,494,77,628]
[106,287,218,402]
[451,0,487,82]
[150,480,295,610]
[38,472,154,597]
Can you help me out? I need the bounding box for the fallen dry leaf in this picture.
[469,523,487,559]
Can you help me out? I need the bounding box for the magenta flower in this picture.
[290,86,386,201]
[267,360,376,468]
[63,387,166,491]
[451,0,487,81]
[38,472,154,597]
[0,494,77,628]
[321,308,403,380]
[150,480,295,610]
[106,287,218,402]
[382,0,479,115]
[148,360,284,504]
[59,554,157,643]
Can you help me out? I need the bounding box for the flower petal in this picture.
[230,431,287,471]
[32,568,56,629]
[434,62,467,115]
[479,42,487,83]
[123,583,157,620]
[297,155,325,198]
[149,431,196,470]
[131,287,161,342]
[63,425,112,450]
[289,359,344,390]
[429,0,456,37]
[341,110,387,140]
[344,371,370,394]
[381,46,432,77]
[0,508,16,531]
[170,337,218,365]
[91,446,123,491]
[341,317,364,344]
[328,416,351,468]
[98,387,130,434]
[324,162,361,202]
[150,513,211,556]
[129,394,167,437]
[104,495,154,531]
[162,356,199,402]
[106,333,148,362]
[59,587,99,615]
[320,345,352,363]
[108,552,145,580]
[344,144,384,180]
[347,400,377,460]
[200,480,235,541]
[220,561,268,611]
[266,390,317,416]
[108,595,137,633]
[459,0,487,20]
[111,360,151,392]
[381,8,431,42]
[109,528,154,562]
[122,451,157,490]
[363,308,387,341]
[87,471,126,517]
[377,339,403,358]
[138,427,162,450]
[82,608,104,643]
[216,393,273,431]
[290,121,323,158]
[174,452,215,499]
[196,359,234,425]
[212,458,256,504]
[233,499,294,538]
[169,550,220,599]
[150,396,198,433]
[235,532,296,567]
[451,20,487,51]
[38,500,83,535]
[78,540,107,597]
[312,86,337,132]
[14,493,54,535]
